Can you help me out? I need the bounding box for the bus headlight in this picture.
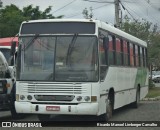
[76,96,82,101]
[20,95,25,100]
[27,95,32,100]
[84,96,90,101]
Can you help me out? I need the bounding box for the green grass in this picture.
[146,87,160,98]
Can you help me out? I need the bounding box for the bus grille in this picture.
[18,82,90,94]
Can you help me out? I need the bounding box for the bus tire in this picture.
[131,88,140,108]
[100,92,114,121]
[107,93,114,119]
[38,114,51,121]
[10,85,25,119]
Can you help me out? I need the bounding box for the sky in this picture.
[1,0,160,27]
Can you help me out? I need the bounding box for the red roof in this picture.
[0,37,18,46]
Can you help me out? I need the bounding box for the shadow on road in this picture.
[112,103,141,116]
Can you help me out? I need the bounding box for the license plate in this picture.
[46,106,60,111]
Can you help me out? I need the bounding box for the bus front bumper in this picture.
[15,101,99,115]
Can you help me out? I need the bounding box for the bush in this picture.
[149,79,155,89]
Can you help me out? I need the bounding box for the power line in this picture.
[121,0,160,27]
[65,12,82,18]
[119,1,137,21]
[84,0,140,3]
[144,0,160,12]
[83,0,113,3]
[65,3,112,18]
[121,2,142,20]
[136,0,160,26]
[53,0,77,13]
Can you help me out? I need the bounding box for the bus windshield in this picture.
[0,48,10,64]
[17,35,98,82]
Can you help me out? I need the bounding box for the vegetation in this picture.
[121,15,152,41]
[82,7,93,19]
[121,15,160,70]
[146,87,160,98]
[149,79,155,88]
[0,2,63,38]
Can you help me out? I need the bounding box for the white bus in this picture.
[13,19,148,121]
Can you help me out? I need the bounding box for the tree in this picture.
[22,5,63,20]
[82,7,93,19]
[0,0,2,8]
[121,15,152,41]
[0,4,25,37]
[0,4,64,38]
[148,33,160,70]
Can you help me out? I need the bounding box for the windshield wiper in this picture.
[66,34,78,64]
[21,34,39,51]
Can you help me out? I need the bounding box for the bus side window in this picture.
[130,43,134,66]
[143,47,147,67]
[99,36,109,81]
[127,42,130,66]
[123,40,128,66]
[135,45,139,67]
[140,47,143,67]
[116,37,123,66]
[108,35,114,65]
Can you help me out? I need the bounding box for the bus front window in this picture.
[18,36,56,81]
[55,36,98,82]
[17,36,98,82]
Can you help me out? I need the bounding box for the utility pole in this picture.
[0,0,2,7]
[114,0,122,28]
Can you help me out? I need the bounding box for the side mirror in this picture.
[103,37,109,50]
[11,41,16,56]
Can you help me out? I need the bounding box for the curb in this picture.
[142,96,160,101]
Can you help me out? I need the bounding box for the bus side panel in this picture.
[135,68,149,100]
[100,67,138,112]
[141,68,149,99]
[114,89,137,109]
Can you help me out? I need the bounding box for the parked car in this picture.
[149,71,156,79]
[151,71,160,83]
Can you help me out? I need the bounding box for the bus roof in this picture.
[21,19,147,47]
[100,21,147,47]
[22,19,95,23]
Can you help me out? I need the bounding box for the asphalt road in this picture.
[0,100,160,130]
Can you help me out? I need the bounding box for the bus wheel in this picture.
[10,89,25,119]
[131,89,140,108]
[38,114,51,121]
[107,93,114,119]
[100,95,113,121]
